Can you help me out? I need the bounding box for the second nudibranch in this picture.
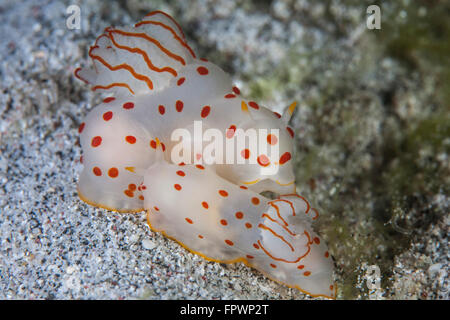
[74,10,335,298]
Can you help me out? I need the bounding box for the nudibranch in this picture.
[75,10,335,298]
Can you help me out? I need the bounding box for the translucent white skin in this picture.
[75,11,334,298]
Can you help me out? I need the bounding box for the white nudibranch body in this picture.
[75,10,335,298]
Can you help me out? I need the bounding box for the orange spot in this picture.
[257,155,270,167]
[197,66,209,75]
[202,201,209,209]
[174,184,182,191]
[218,190,228,197]
[226,125,236,139]
[330,285,334,290]
[103,97,115,103]
[232,86,240,95]
[286,126,294,138]
[251,197,260,205]
[246,255,254,259]
[177,77,185,86]
[224,239,234,246]
[313,237,320,244]
[108,167,119,178]
[239,185,248,190]
[325,251,329,258]
[248,101,259,109]
[91,136,102,147]
[304,271,311,276]
[224,93,236,98]
[201,106,211,118]
[241,149,250,159]
[297,265,305,269]
[198,235,204,239]
[253,243,259,249]
[92,167,102,176]
[80,156,83,164]
[196,165,205,170]
[220,219,228,226]
[245,222,252,229]
[267,134,278,145]
[124,190,134,198]
[185,218,193,224]
[150,140,157,149]
[128,184,137,191]
[153,206,159,211]
[158,105,165,115]
[123,102,134,109]
[103,111,113,121]
[176,170,185,177]
[139,195,145,200]
[270,264,277,268]
[175,100,183,112]
[125,135,136,144]
[78,122,85,133]
[279,152,291,164]
[235,211,244,219]
[273,112,281,118]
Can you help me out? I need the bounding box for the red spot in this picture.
[270,264,277,268]
[174,184,182,191]
[93,167,102,176]
[201,106,211,118]
[124,190,134,198]
[279,152,292,164]
[80,156,83,164]
[177,77,185,86]
[150,140,157,149]
[226,125,236,139]
[297,265,305,270]
[198,234,204,239]
[257,155,270,167]
[286,126,294,138]
[251,197,260,205]
[178,162,186,166]
[125,136,136,144]
[235,211,244,219]
[123,102,134,109]
[232,86,240,95]
[224,93,236,99]
[245,222,252,229]
[175,100,184,112]
[267,134,278,145]
[313,237,321,244]
[103,111,113,121]
[153,206,159,211]
[128,184,136,191]
[142,185,147,190]
[325,251,329,258]
[304,271,311,276]
[253,243,259,249]
[185,218,193,224]
[78,122,85,133]
[330,285,334,291]
[91,136,102,147]
[139,195,145,200]
[196,164,205,170]
[273,112,281,118]
[224,239,234,246]
[108,167,119,178]
[239,185,248,190]
[176,170,185,177]
[246,255,254,259]
[103,97,115,103]
[241,149,250,159]
[200,58,208,62]
[202,201,209,209]
[220,219,228,226]
[158,105,165,115]
[161,143,166,151]
[218,190,228,197]
[248,101,259,109]
[197,66,209,75]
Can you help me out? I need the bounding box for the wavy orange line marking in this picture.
[145,10,187,40]
[107,29,186,66]
[107,30,178,77]
[134,20,196,58]
[89,48,154,90]
[92,82,135,95]
[280,193,311,214]
[267,202,288,226]
[261,213,297,237]
[258,223,294,252]
[74,67,89,84]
